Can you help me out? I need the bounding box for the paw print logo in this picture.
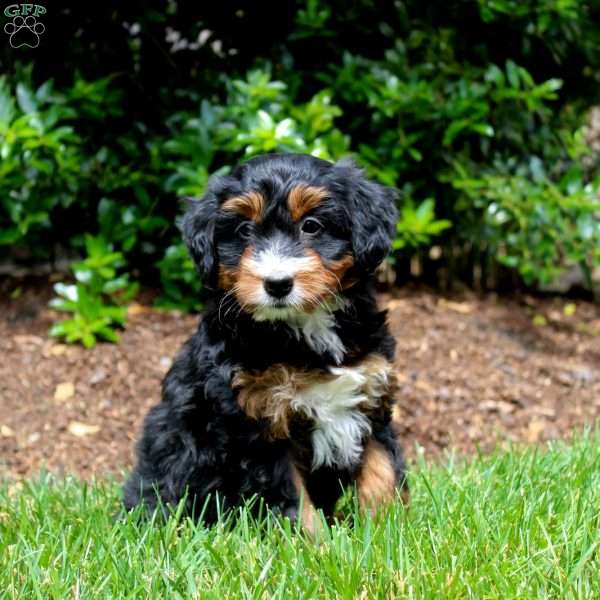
[4,15,45,48]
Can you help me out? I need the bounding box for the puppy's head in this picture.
[183,154,397,321]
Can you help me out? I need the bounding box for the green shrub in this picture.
[0,1,599,346]
[449,160,600,287]
[393,199,452,251]
[155,241,202,312]
[163,69,349,198]
[326,19,599,288]
[49,235,138,348]
[0,76,82,248]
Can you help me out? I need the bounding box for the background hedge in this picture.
[1,1,599,344]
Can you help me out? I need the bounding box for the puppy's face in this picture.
[184,154,398,321]
[216,183,355,320]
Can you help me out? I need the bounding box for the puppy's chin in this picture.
[245,287,308,322]
[250,295,347,323]
[252,305,304,322]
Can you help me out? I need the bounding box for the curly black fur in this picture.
[123,153,407,524]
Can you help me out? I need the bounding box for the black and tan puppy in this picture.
[123,153,407,531]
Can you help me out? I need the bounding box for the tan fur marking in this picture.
[234,246,263,306]
[328,254,355,279]
[218,265,238,290]
[290,463,320,535]
[222,191,265,223]
[357,439,397,513]
[234,354,396,439]
[233,365,329,439]
[221,245,354,313]
[287,185,329,221]
[218,246,259,293]
[294,250,354,311]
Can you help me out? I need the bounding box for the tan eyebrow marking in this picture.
[287,185,329,221]
[221,191,266,223]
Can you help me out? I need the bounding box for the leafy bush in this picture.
[393,199,452,251]
[163,69,349,197]
[155,242,202,312]
[49,235,138,347]
[450,161,600,287]
[0,76,82,248]
[323,42,599,283]
[1,1,599,345]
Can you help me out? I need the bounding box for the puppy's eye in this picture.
[300,218,323,236]
[236,221,253,240]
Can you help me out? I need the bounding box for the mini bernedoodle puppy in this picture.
[123,153,407,531]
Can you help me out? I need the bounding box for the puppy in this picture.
[123,153,407,531]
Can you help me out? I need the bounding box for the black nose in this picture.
[264,277,294,298]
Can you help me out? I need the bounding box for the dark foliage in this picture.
[1,1,599,343]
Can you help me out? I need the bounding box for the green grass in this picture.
[1,434,599,599]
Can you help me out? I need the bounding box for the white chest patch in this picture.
[288,306,346,365]
[291,367,376,470]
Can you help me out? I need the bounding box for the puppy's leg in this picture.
[356,431,408,513]
[234,447,320,534]
[287,462,320,535]
[123,401,229,523]
[305,465,350,518]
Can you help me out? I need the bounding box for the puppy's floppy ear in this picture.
[332,158,399,273]
[182,175,239,287]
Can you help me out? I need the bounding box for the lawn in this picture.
[1,433,598,599]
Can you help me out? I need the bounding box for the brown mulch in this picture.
[0,281,599,480]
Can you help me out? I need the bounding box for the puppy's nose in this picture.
[264,277,293,299]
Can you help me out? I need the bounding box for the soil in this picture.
[1,280,599,480]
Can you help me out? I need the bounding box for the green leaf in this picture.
[48,322,67,337]
[82,332,96,348]
[506,60,520,88]
[16,83,37,114]
[0,227,21,245]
